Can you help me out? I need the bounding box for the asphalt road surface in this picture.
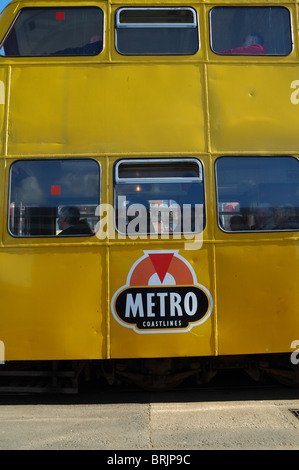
[0,376,298,451]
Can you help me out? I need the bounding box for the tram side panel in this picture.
[212,154,299,356]
[0,245,108,361]
[207,3,299,358]
[7,63,206,157]
[207,64,299,153]
[109,242,215,360]
[108,154,216,360]
[215,239,299,355]
[0,156,108,361]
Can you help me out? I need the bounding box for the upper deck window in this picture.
[210,6,292,56]
[9,159,100,237]
[0,7,104,57]
[114,158,205,236]
[216,157,299,232]
[115,7,199,55]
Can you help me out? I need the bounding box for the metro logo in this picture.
[111,250,213,334]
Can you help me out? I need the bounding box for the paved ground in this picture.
[0,381,298,450]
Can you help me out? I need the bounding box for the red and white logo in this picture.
[111,250,213,334]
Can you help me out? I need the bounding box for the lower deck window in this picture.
[216,156,299,232]
[9,159,100,237]
[114,158,205,236]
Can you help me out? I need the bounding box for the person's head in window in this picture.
[58,206,80,231]
[243,33,264,48]
[58,206,92,235]
[219,32,266,55]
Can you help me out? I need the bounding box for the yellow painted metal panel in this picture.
[208,65,299,152]
[7,64,206,156]
[0,247,107,360]
[0,0,298,367]
[215,242,299,355]
[109,244,215,359]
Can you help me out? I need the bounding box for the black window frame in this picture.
[0,6,104,57]
[210,6,293,56]
[114,157,205,236]
[215,156,299,233]
[115,6,200,56]
[8,158,101,238]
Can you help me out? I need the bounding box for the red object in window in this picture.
[56,11,65,20]
[51,185,61,196]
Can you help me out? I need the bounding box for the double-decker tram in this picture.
[0,0,298,392]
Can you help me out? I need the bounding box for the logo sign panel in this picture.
[111,250,213,334]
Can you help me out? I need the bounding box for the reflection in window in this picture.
[216,157,299,232]
[114,159,205,235]
[210,6,292,55]
[115,7,199,55]
[1,7,104,57]
[9,159,100,237]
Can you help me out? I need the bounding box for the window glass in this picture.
[1,7,104,57]
[216,157,299,232]
[114,159,205,235]
[210,6,292,55]
[115,7,199,55]
[9,159,100,237]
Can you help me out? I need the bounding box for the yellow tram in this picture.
[0,0,298,391]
